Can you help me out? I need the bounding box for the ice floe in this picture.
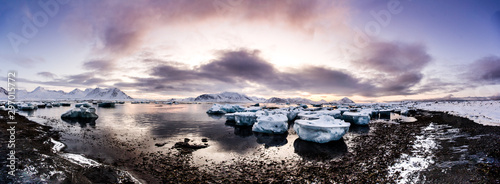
[294,115,350,143]
[252,114,288,134]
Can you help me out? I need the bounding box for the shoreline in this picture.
[0,110,140,183]
[1,109,499,183]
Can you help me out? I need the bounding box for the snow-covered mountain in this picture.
[193,92,263,102]
[68,88,94,98]
[335,97,355,104]
[84,88,132,100]
[264,97,313,104]
[6,86,133,100]
[23,87,67,100]
[0,87,8,99]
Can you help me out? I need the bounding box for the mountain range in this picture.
[0,86,356,103]
[192,92,265,102]
[0,86,132,100]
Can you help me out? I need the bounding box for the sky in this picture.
[0,0,499,102]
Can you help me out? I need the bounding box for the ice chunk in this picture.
[234,112,258,126]
[316,110,342,119]
[61,107,98,119]
[225,113,236,122]
[297,111,320,120]
[294,115,350,143]
[207,104,245,114]
[252,114,288,134]
[221,104,245,113]
[342,111,370,125]
[206,104,226,114]
[244,106,262,112]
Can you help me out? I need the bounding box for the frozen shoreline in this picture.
[416,101,500,126]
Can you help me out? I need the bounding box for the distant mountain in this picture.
[336,97,355,104]
[68,88,94,98]
[23,87,67,100]
[84,88,132,100]
[193,92,263,102]
[264,97,313,104]
[0,87,8,99]
[8,86,133,100]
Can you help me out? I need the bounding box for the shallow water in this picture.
[18,103,375,166]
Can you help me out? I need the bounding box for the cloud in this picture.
[18,72,114,88]
[83,59,115,72]
[118,48,417,97]
[352,41,431,74]
[466,55,500,83]
[349,41,433,95]
[62,0,349,57]
[0,55,43,68]
[37,72,57,79]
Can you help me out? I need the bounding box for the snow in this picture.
[416,101,500,126]
[234,112,258,126]
[252,114,288,134]
[61,153,101,167]
[294,115,350,143]
[61,107,98,119]
[50,138,65,153]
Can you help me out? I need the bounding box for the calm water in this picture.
[18,103,374,165]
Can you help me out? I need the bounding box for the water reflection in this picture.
[293,138,347,160]
[61,117,97,128]
[20,109,36,116]
[224,122,254,138]
[254,132,288,148]
[207,113,224,120]
[349,125,370,134]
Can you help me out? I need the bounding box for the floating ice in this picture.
[61,107,98,119]
[316,110,342,119]
[207,104,245,114]
[342,111,370,125]
[234,112,258,126]
[297,111,320,120]
[252,114,288,134]
[294,115,350,143]
[206,104,225,114]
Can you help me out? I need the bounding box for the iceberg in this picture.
[207,104,245,114]
[234,112,258,126]
[294,115,350,143]
[75,102,91,108]
[342,111,370,125]
[244,106,262,112]
[225,113,236,122]
[252,114,288,134]
[61,107,99,119]
[297,111,320,120]
[316,110,342,119]
[206,104,226,114]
